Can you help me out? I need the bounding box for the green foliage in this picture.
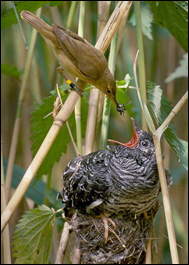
[147,1,188,51]
[1,64,23,80]
[147,82,188,171]
[129,4,153,40]
[12,205,56,264]
[165,53,188,83]
[3,158,62,208]
[116,74,133,115]
[1,1,63,29]
[30,86,88,180]
[30,88,75,180]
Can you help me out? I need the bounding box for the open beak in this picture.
[108,118,139,148]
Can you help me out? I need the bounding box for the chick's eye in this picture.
[141,140,148,147]
[106,89,111,94]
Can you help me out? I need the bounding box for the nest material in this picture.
[71,204,158,264]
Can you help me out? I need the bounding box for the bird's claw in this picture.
[101,215,116,244]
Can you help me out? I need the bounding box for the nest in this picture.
[71,204,159,264]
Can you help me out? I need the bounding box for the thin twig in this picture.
[11,1,28,49]
[154,91,188,138]
[56,84,80,157]
[145,228,152,264]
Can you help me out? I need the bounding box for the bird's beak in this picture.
[108,118,139,148]
[110,96,125,115]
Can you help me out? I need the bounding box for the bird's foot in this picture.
[96,214,116,244]
[57,66,64,76]
[57,67,84,96]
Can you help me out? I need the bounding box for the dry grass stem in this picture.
[5,8,42,201]
[155,90,188,137]
[55,222,70,264]
[84,88,100,155]
[1,150,11,264]
[72,245,81,264]
[153,137,179,264]
[145,228,152,264]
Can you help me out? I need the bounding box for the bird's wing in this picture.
[52,24,107,80]
[60,150,112,211]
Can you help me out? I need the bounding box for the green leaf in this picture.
[165,53,188,83]
[30,87,88,179]
[1,1,63,29]
[1,63,23,80]
[147,1,188,51]
[30,89,76,179]
[129,4,153,40]
[147,81,188,171]
[3,158,62,208]
[13,205,56,264]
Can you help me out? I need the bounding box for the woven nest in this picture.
[71,204,159,264]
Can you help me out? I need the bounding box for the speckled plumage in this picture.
[57,124,162,217]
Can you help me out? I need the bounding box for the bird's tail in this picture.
[20,10,60,48]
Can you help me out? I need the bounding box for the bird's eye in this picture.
[106,89,111,94]
[141,140,148,147]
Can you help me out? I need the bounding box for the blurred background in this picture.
[1,1,188,264]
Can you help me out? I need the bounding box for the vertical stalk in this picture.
[66,1,79,29]
[5,8,42,200]
[1,146,11,264]
[153,136,179,264]
[100,29,118,149]
[75,1,86,155]
[134,1,148,131]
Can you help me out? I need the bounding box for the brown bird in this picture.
[20,11,125,114]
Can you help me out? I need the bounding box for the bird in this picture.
[20,10,125,114]
[57,118,165,243]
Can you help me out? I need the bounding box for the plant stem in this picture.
[66,1,78,29]
[153,136,179,264]
[5,8,42,201]
[100,29,118,149]
[55,222,70,263]
[75,1,86,155]
[134,1,148,131]
[155,90,188,137]
[1,145,11,264]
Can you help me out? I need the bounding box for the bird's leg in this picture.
[57,67,84,96]
[96,214,116,244]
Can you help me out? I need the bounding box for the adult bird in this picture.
[57,118,169,243]
[20,10,125,114]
